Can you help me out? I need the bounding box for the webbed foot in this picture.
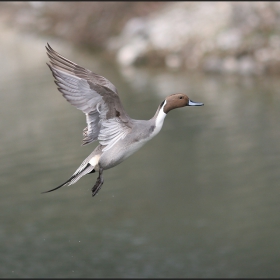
[92,168,104,197]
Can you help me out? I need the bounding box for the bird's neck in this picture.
[151,100,167,137]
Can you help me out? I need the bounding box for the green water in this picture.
[0,30,280,277]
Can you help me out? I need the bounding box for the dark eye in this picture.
[179,96,183,99]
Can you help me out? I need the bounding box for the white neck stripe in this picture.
[156,100,167,126]
[151,100,166,137]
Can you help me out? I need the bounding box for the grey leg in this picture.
[92,168,104,197]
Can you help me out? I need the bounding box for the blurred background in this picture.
[0,1,280,277]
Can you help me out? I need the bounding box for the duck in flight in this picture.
[43,43,204,197]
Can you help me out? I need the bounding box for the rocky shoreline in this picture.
[1,2,280,75]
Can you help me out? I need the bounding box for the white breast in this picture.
[118,104,167,161]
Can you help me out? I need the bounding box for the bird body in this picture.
[43,44,203,197]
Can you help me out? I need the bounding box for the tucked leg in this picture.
[92,168,104,197]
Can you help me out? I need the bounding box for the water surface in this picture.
[0,29,280,277]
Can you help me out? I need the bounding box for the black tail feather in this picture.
[42,163,95,194]
[41,176,74,194]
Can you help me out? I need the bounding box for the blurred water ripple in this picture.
[0,27,280,278]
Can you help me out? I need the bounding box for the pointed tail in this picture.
[42,162,95,194]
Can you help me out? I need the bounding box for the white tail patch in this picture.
[89,154,101,170]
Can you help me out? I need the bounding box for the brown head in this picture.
[163,93,204,113]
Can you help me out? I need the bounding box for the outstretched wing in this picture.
[46,43,132,150]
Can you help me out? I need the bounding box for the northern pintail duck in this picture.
[43,43,204,197]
